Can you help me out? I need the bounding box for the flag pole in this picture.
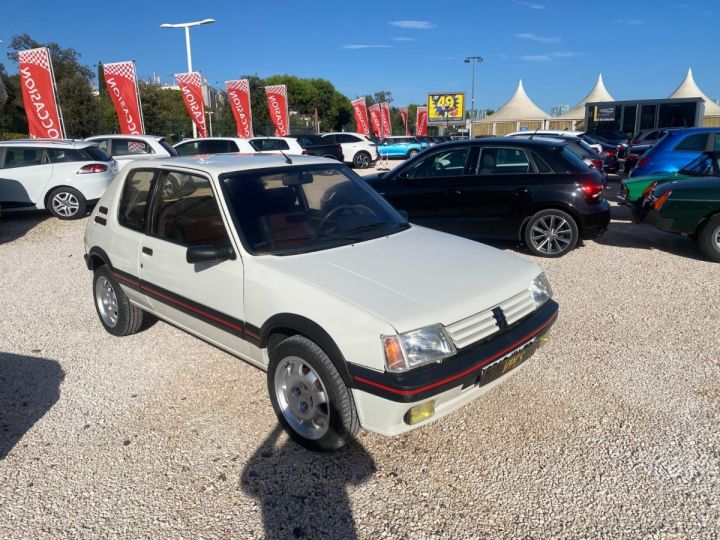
[46,48,66,138]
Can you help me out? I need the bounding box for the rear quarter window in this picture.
[81,146,112,162]
[674,133,708,152]
[118,170,157,232]
[557,147,591,172]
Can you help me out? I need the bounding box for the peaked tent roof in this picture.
[480,80,550,122]
[556,74,614,120]
[668,68,720,116]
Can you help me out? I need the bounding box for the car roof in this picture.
[86,134,165,141]
[125,153,334,175]
[0,139,96,148]
[174,137,250,144]
[434,137,565,149]
[665,127,720,136]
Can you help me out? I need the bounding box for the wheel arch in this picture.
[260,313,353,387]
[695,209,720,237]
[86,246,113,271]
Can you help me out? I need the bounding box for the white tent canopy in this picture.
[480,80,550,122]
[668,68,720,116]
[556,74,613,121]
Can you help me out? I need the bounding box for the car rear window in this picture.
[559,146,591,172]
[81,146,113,162]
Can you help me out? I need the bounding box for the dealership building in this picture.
[471,68,720,136]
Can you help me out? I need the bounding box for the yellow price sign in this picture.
[427,93,465,121]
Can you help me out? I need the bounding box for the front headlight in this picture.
[382,324,456,373]
[530,273,553,308]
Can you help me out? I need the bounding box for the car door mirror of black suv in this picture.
[186,244,236,264]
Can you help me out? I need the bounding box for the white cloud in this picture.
[515,32,560,43]
[392,37,416,42]
[389,20,436,29]
[515,1,546,8]
[613,18,646,25]
[521,51,582,61]
[342,44,392,49]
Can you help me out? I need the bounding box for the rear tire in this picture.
[524,209,579,258]
[407,149,419,159]
[353,151,371,169]
[697,215,720,262]
[93,266,146,336]
[267,335,359,451]
[47,187,87,220]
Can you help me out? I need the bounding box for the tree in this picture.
[139,82,192,141]
[7,34,100,138]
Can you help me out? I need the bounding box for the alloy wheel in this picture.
[95,276,119,328]
[51,192,80,218]
[530,214,573,256]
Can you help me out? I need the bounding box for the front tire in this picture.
[524,209,579,258]
[353,151,371,169]
[93,266,146,336]
[698,215,720,262]
[268,335,359,451]
[47,187,86,220]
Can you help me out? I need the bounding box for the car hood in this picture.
[256,226,542,333]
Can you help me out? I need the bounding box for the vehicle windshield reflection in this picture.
[220,164,408,255]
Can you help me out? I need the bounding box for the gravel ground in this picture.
[0,174,718,539]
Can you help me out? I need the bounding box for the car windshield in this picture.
[220,164,409,255]
[679,153,716,176]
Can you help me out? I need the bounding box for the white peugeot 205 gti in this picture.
[84,154,558,451]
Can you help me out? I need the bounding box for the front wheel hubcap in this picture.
[530,215,573,255]
[51,192,80,217]
[274,356,329,440]
[95,276,119,327]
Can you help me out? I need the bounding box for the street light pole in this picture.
[161,18,215,138]
[464,56,483,133]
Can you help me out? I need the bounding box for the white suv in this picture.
[0,139,118,219]
[174,137,257,155]
[321,132,378,168]
[85,134,177,171]
[84,154,558,450]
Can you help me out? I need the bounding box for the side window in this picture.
[150,172,229,248]
[94,139,110,153]
[337,134,358,144]
[112,139,153,156]
[262,139,290,151]
[48,149,85,163]
[118,170,157,232]
[404,147,470,179]
[1,147,46,168]
[200,140,233,154]
[714,134,720,152]
[531,152,553,173]
[175,141,199,156]
[674,133,708,152]
[322,135,336,144]
[478,148,532,175]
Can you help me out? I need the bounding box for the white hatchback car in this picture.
[84,154,558,450]
[85,134,177,171]
[174,137,257,156]
[321,132,378,168]
[0,139,118,219]
[248,136,305,155]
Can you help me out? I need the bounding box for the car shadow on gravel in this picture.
[0,213,49,246]
[240,426,376,539]
[0,352,65,460]
[595,221,708,262]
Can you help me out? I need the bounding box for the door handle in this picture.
[446,190,462,197]
[142,247,153,256]
[514,188,530,196]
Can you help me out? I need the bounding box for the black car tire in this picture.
[353,151,371,169]
[268,335,359,452]
[47,187,87,220]
[406,149,419,159]
[92,266,146,336]
[524,209,579,258]
[697,215,720,262]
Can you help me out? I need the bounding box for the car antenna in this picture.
[529,128,539,140]
[279,149,292,164]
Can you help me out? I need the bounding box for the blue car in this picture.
[377,136,424,159]
[629,127,720,177]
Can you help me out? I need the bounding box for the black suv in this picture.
[364,138,610,257]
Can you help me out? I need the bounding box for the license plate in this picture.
[478,339,537,386]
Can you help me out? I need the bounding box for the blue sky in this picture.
[2,0,718,112]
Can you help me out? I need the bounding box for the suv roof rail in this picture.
[0,138,89,145]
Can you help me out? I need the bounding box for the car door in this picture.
[371,145,476,235]
[139,168,249,357]
[0,146,53,207]
[462,146,538,239]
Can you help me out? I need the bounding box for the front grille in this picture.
[446,290,535,349]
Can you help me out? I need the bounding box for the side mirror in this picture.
[186,244,236,264]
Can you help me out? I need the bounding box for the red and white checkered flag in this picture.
[265,84,289,136]
[103,61,136,81]
[18,48,50,70]
[175,71,207,137]
[226,79,253,137]
[103,61,144,134]
[176,72,202,88]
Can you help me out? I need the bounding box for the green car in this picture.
[619,151,720,204]
[640,176,720,262]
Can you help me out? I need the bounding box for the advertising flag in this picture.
[226,79,254,137]
[368,104,382,137]
[17,47,65,139]
[175,72,207,137]
[265,84,289,136]
[416,107,428,136]
[380,102,392,137]
[351,97,370,137]
[103,61,144,135]
[399,107,409,136]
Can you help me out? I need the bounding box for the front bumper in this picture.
[348,300,558,435]
[643,208,676,232]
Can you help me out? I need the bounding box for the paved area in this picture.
[0,176,718,539]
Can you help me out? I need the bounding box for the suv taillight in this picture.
[77,163,109,174]
[581,182,604,199]
[604,148,616,157]
[591,158,603,170]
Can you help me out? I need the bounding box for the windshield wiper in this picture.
[337,222,390,236]
[253,236,315,250]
